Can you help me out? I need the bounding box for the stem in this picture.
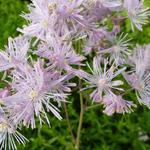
[75,91,84,150]
[75,44,85,150]
[121,88,134,96]
[63,102,75,145]
[86,103,101,111]
[0,80,7,85]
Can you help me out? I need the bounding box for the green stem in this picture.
[75,91,84,150]
[75,43,85,150]
[121,88,134,96]
[86,104,101,111]
[63,102,75,145]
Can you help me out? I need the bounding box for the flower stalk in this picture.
[75,89,84,150]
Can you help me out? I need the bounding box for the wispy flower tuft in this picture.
[81,57,126,102]
[0,108,28,150]
[124,0,150,31]
[0,36,29,72]
[100,33,132,65]
[102,92,136,116]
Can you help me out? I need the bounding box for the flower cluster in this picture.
[0,0,149,149]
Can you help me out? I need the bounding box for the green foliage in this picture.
[0,0,28,48]
[0,0,150,150]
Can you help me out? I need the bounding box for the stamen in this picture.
[29,90,38,100]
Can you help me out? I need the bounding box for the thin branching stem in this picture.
[75,90,84,150]
[121,88,134,96]
[63,102,76,145]
[75,40,85,150]
[86,103,101,111]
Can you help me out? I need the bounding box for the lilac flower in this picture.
[82,57,126,102]
[0,108,28,150]
[124,0,150,31]
[54,0,86,35]
[100,33,132,64]
[2,61,73,128]
[129,45,150,77]
[18,0,54,41]
[102,92,136,116]
[85,0,122,24]
[37,37,85,71]
[122,44,150,107]
[18,0,86,40]
[83,27,107,55]
[123,72,150,107]
[0,36,29,72]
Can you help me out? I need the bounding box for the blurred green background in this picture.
[0,0,150,150]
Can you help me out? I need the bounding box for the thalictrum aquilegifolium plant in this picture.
[0,0,150,150]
